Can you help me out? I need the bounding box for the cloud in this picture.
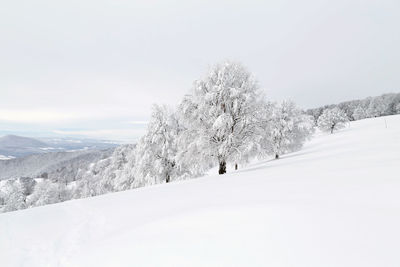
[126,120,148,125]
[0,110,80,123]
[52,128,146,142]
[0,109,149,141]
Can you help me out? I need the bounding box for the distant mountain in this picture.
[0,135,118,158]
[0,135,47,149]
[0,148,114,181]
[37,137,119,152]
[0,135,49,157]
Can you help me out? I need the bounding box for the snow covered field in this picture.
[1,115,399,267]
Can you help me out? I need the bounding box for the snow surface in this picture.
[1,115,400,267]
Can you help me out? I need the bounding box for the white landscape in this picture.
[1,115,399,267]
[2,1,400,266]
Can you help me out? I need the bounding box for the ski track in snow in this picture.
[1,115,400,266]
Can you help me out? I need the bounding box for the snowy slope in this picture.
[1,115,400,267]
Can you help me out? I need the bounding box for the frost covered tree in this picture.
[180,61,262,174]
[260,101,314,159]
[386,94,400,115]
[352,106,367,120]
[103,144,136,190]
[306,107,324,125]
[396,103,400,114]
[0,180,26,212]
[27,179,61,207]
[0,178,63,213]
[367,97,386,118]
[74,144,136,198]
[0,190,5,208]
[135,104,185,183]
[317,107,348,133]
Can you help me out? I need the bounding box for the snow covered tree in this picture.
[135,104,184,184]
[18,177,36,198]
[105,144,136,191]
[1,180,26,212]
[352,106,367,120]
[73,144,137,198]
[396,102,400,114]
[387,94,400,115]
[259,101,314,159]
[317,107,348,133]
[306,107,324,125]
[27,179,60,207]
[180,61,262,174]
[366,97,386,118]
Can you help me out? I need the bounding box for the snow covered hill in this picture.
[0,134,118,158]
[1,115,399,267]
[0,148,113,181]
[0,135,48,157]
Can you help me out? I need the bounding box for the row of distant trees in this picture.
[307,92,400,124]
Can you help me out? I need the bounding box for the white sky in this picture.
[1,0,399,142]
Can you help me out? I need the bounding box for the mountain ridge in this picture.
[0,134,118,158]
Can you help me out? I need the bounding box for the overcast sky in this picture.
[1,0,399,142]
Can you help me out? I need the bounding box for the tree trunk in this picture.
[235,163,238,170]
[166,174,170,183]
[275,153,279,159]
[219,160,227,175]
